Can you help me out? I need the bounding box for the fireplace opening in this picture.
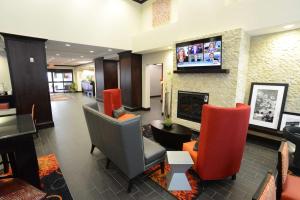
[177,91,209,123]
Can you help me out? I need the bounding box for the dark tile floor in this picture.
[34,93,277,200]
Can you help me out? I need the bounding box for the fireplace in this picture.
[177,91,209,123]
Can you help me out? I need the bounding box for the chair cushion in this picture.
[113,106,126,118]
[281,174,300,200]
[182,141,198,164]
[281,142,289,186]
[117,113,136,121]
[0,178,46,200]
[143,137,166,165]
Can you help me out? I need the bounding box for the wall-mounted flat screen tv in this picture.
[176,36,222,70]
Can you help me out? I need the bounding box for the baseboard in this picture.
[36,121,55,129]
[247,130,283,150]
[141,107,151,111]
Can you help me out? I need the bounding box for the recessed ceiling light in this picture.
[283,24,295,29]
[71,58,75,61]
[90,50,94,53]
[108,49,112,52]
[80,56,84,58]
[56,53,60,56]
[65,44,71,47]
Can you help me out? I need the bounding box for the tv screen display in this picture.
[176,36,222,70]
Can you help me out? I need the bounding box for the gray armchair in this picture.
[82,103,166,192]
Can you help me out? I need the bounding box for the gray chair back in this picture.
[83,103,145,179]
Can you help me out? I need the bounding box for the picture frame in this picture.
[279,112,300,131]
[248,83,288,132]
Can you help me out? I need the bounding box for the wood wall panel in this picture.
[119,51,142,110]
[94,58,118,101]
[3,34,53,128]
[94,57,104,101]
[103,60,118,89]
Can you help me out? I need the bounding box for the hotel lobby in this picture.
[1,0,300,199]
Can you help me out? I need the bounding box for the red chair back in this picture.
[196,103,250,180]
[0,103,9,110]
[103,89,122,117]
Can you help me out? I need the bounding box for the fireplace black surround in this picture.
[177,91,209,123]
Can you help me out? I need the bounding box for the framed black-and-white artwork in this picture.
[248,83,288,131]
[279,112,300,131]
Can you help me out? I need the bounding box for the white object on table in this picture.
[166,151,194,191]
[0,108,16,117]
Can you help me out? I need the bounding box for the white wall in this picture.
[133,0,300,52]
[0,50,12,92]
[149,65,162,96]
[0,0,141,50]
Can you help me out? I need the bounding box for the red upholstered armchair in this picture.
[103,89,122,117]
[103,89,135,121]
[183,103,250,181]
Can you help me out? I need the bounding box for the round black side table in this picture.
[150,120,194,150]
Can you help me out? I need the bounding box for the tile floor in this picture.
[34,93,277,200]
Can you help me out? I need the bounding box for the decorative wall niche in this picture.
[152,0,171,27]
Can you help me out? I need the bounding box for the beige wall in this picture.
[133,0,300,52]
[246,29,300,113]
[0,0,141,50]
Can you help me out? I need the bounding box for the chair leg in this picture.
[1,153,9,173]
[105,158,111,169]
[232,174,236,180]
[90,144,95,154]
[8,153,17,177]
[160,161,165,174]
[127,179,133,193]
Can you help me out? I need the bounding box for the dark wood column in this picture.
[118,51,142,111]
[94,57,118,101]
[94,57,104,101]
[2,33,54,128]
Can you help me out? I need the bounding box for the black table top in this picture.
[0,114,36,140]
[151,120,194,136]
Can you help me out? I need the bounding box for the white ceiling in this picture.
[46,40,124,66]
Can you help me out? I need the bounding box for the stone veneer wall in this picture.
[170,29,250,130]
[235,31,250,103]
[245,29,300,113]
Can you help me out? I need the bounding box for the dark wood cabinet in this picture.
[2,34,54,128]
[94,58,118,101]
[119,51,142,111]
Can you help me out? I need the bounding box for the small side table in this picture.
[166,151,194,191]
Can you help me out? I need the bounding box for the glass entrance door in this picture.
[48,70,73,93]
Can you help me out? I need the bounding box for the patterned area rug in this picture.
[147,164,201,200]
[142,124,201,200]
[0,154,73,199]
[38,154,73,199]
